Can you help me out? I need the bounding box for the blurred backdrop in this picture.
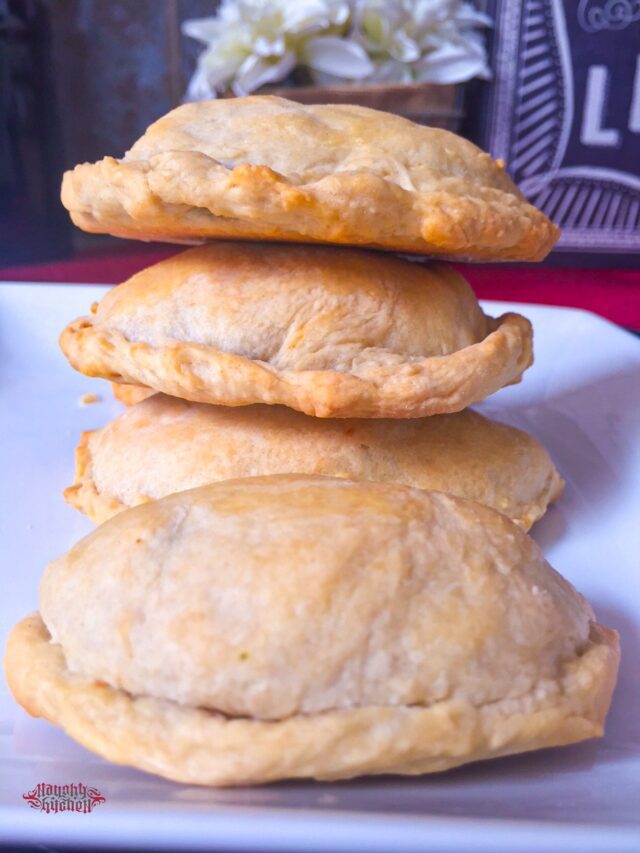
[1,0,639,267]
[1,0,212,264]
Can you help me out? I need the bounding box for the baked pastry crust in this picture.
[5,614,618,786]
[64,394,563,529]
[59,243,533,418]
[111,383,153,406]
[6,476,618,785]
[60,96,559,261]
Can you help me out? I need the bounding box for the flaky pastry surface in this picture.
[6,476,618,785]
[65,395,563,529]
[59,243,533,418]
[61,96,559,261]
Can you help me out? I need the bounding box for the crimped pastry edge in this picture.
[59,311,533,419]
[61,151,560,262]
[5,614,619,786]
[111,383,154,407]
[63,431,132,525]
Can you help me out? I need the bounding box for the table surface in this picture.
[0,245,638,328]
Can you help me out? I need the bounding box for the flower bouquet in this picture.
[183,0,491,129]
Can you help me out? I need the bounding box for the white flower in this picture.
[304,36,373,78]
[184,0,358,97]
[351,0,491,85]
[183,0,491,100]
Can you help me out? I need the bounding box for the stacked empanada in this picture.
[5,96,618,786]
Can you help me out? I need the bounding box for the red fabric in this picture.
[0,246,638,328]
[455,264,640,328]
[0,246,177,286]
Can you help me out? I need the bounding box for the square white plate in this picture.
[1,283,639,852]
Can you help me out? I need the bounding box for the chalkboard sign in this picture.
[480,0,640,259]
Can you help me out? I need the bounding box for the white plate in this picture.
[1,283,639,852]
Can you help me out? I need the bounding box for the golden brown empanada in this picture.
[65,394,562,529]
[5,476,618,786]
[61,96,558,261]
[60,243,533,419]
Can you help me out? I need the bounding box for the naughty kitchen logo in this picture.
[23,782,106,814]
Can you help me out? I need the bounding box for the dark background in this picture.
[0,0,216,265]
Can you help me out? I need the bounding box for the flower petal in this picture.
[304,36,374,79]
[368,58,413,83]
[389,30,421,62]
[231,50,297,95]
[283,0,350,33]
[411,0,454,29]
[254,34,286,57]
[185,67,217,102]
[457,3,493,27]
[417,42,491,83]
[185,46,249,101]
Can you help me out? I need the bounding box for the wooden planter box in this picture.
[258,82,464,132]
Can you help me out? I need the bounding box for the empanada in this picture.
[61,96,558,261]
[65,394,562,529]
[60,243,533,418]
[5,476,618,786]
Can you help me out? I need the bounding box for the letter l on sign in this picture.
[581,65,620,147]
